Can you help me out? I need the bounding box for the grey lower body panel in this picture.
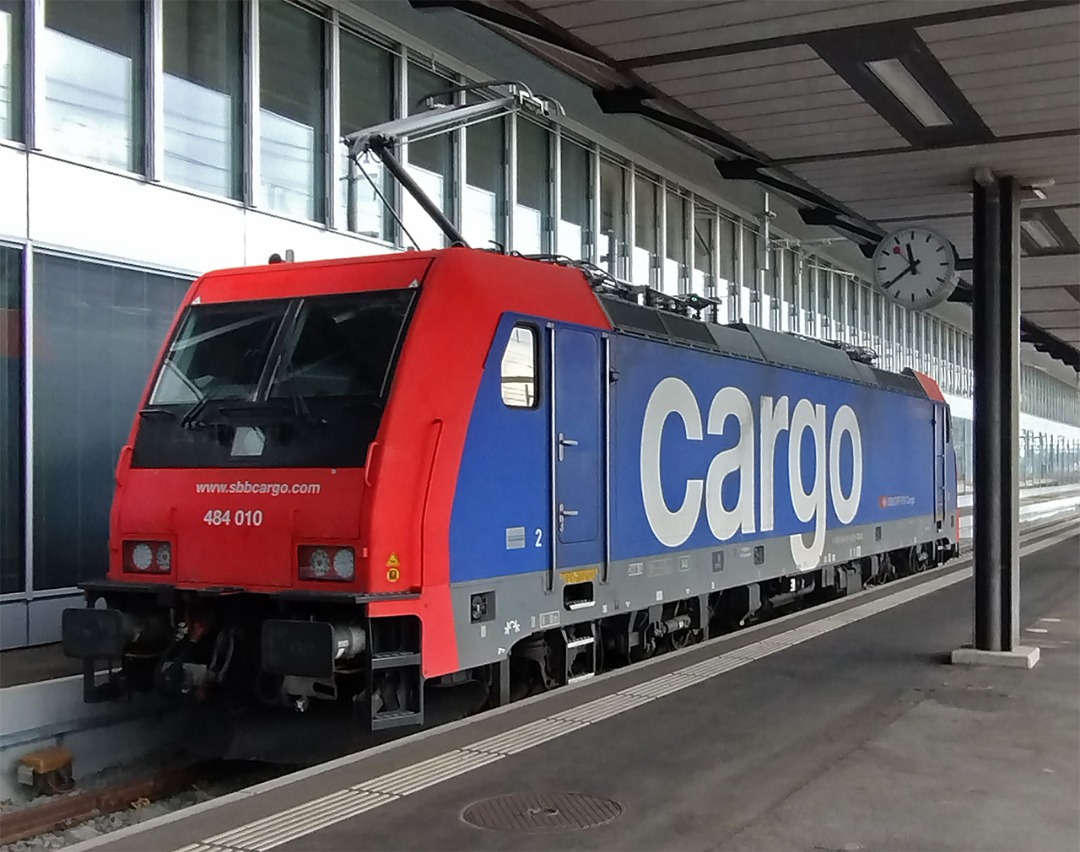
[450,513,951,672]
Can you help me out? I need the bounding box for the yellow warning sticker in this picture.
[386,552,400,568]
[560,567,598,585]
[386,567,401,582]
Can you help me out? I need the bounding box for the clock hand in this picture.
[906,243,921,270]
[883,266,913,288]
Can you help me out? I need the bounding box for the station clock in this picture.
[871,226,959,310]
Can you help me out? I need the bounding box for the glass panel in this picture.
[43,0,143,171]
[692,200,715,298]
[0,246,22,593]
[633,175,658,286]
[599,158,625,278]
[149,303,285,405]
[886,303,897,371]
[32,254,189,590]
[873,292,884,357]
[163,0,242,198]
[269,292,413,400]
[463,95,505,250]
[514,119,551,255]
[0,0,23,141]
[741,225,758,325]
[500,325,536,408]
[804,264,817,337]
[405,64,454,250]
[781,249,795,332]
[764,248,779,330]
[259,0,325,222]
[558,137,590,260]
[339,29,394,241]
[820,265,834,337]
[904,310,914,370]
[665,190,687,295]
[138,290,415,470]
[848,279,859,343]
[719,217,736,321]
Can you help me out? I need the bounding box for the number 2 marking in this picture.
[535,528,543,548]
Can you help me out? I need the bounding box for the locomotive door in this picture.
[549,325,605,589]
[932,404,946,525]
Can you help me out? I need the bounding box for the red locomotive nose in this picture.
[113,468,366,592]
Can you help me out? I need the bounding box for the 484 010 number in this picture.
[203,509,263,527]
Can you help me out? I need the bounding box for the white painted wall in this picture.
[1,144,397,276]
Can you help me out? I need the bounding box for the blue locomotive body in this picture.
[447,290,958,683]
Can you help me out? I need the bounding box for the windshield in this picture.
[134,288,417,469]
[150,302,287,406]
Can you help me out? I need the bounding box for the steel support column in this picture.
[971,175,1021,652]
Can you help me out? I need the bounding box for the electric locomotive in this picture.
[61,245,959,757]
[61,86,959,760]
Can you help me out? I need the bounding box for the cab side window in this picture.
[500,325,537,408]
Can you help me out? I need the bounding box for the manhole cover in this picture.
[462,792,623,832]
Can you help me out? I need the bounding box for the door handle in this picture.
[557,432,578,462]
[558,503,579,533]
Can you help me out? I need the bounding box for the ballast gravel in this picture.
[0,768,273,852]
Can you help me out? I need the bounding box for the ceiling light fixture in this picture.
[1020,219,1061,250]
[866,58,952,127]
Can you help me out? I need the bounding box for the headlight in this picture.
[309,548,331,578]
[122,540,172,574]
[332,548,355,581]
[298,546,355,582]
[132,543,153,571]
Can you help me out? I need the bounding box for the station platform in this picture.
[0,641,82,688]
[75,523,1079,852]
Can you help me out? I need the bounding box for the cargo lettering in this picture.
[639,378,863,570]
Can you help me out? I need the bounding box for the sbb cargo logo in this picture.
[639,377,863,570]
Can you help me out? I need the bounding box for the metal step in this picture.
[371,651,422,670]
[371,709,423,731]
[562,623,599,685]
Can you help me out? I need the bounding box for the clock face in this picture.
[871,227,958,310]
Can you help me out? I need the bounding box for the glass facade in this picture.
[1,0,22,141]
[163,0,243,197]
[31,255,189,590]
[0,246,21,594]
[258,0,325,222]
[43,0,144,172]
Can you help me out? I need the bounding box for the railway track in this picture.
[2,510,1076,849]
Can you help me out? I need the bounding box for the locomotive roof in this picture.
[597,294,929,398]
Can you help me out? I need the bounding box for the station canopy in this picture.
[421,0,1080,370]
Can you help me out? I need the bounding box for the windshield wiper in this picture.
[138,406,176,419]
[281,377,321,426]
[180,380,228,430]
